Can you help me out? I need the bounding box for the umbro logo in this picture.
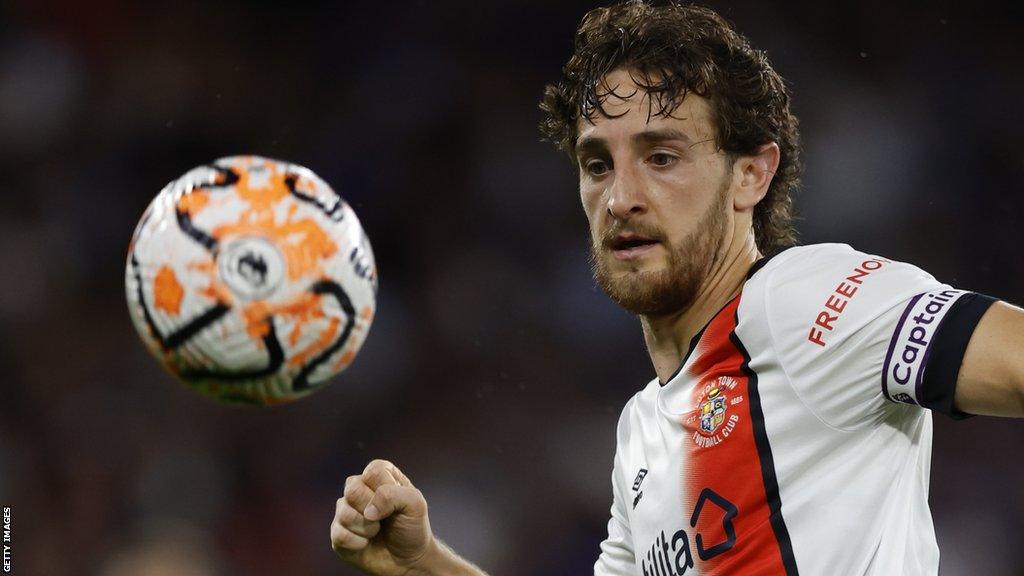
[632,468,648,509]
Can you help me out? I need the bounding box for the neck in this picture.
[641,229,760,384]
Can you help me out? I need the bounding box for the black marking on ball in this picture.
[131,253,229,351]
[205,164,241,188]
[291,279,357,391]
[163,303,231,350]
[176,209,218,252]
[284,173,346,222]
[174,165,240,253]
[131,252,166,348]
[179,315,286,382]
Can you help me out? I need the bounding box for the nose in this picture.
[606,166,648,220]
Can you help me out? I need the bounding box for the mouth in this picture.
[608,234,660,260]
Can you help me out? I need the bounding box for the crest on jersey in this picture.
[700,388,728,433]
[690,375,744,449]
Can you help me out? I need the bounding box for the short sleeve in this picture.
[594,402,637,575]
[747,244,995,428]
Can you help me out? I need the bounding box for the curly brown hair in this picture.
[540,1,801,254]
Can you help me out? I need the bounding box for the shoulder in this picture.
[748,242,925,285]
[740,243,946,351]
[744,243,939,315]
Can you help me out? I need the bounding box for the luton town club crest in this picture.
[700,388,728,433]
[691,375,743,449]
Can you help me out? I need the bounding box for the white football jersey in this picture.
[595,244,996,576]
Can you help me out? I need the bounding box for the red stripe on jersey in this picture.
[682,296,795,575]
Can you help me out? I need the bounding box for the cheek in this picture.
[579,184,604,224]
[647,177,710,239]
[647,174,696,216]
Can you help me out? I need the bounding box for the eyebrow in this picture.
[633,128,693,145]
[575,128,693,157]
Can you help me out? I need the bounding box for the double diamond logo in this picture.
[632,468,648,509]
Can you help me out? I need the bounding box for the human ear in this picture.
[733,143,780,211]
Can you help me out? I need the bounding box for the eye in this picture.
[585,159,611,177]
[648,152,677,167]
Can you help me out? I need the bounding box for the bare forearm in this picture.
[411,538,489,576]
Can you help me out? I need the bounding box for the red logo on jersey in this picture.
[689,376,743,449]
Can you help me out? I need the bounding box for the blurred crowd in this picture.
[1,0,1022,574]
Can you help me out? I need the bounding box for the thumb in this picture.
[364,483,425,522]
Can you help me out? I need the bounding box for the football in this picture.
[125,156,377,405]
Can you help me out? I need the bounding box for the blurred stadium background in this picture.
[1,0,1022,574]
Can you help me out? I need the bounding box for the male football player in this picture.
[330,2,1024,574]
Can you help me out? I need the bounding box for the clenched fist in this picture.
[331,459,487,576]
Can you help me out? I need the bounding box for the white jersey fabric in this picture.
[595,243,996,576]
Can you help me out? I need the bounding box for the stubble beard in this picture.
[590,184,730,317]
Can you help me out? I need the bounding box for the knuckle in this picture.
[363,468,397,490]
[410,488,427,513]
[392,467,412,486]
[363,467,382,484]
[331,527,356,549]
[330,525,346,550]
[331,538,348,554]
[343,475,360,494]
[344,484,368,506]
[338,502,359,524]
[365,458,391,472]
[371,489,393,511]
